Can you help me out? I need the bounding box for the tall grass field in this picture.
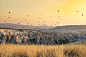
[0,44,86,57]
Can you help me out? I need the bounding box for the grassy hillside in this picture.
[0,44,86,57]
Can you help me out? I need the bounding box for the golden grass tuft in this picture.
[0,44,86,57]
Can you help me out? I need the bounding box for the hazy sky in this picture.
[0,0,86,26]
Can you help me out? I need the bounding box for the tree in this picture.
[58,39,69,44]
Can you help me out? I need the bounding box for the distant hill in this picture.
[1,23,86,33]
[0,23,53,29]
[46,25,86,33]
[55,25,86,29]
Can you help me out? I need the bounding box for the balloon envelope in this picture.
[8,17,10,19]
[50,16,52,17]
[58,16,60,18]
[82,14,83,16]
[58,10,59,12]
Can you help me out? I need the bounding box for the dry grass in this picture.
[63,44,86,57]
[0,44,86,57]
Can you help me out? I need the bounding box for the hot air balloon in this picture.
[58,16,60,18]
[41,18,42,19]
[39,17,40,19]
[77,11,78,12]
[28,15,29,16]
[55,24,56,25]
[41,14,42,15]
[50,16,52,17]
[44,20,45,22]
[57,22,58,23]
[82,14,83,16]
[58,10,59,12]
[8,17,10,19]
[18,23,19,24]
[38,21,39,22]
[9,12,10,13]
[28,23,29,24]
[25,20,26,21]
[4,21,6,22]
[20,22,21,23]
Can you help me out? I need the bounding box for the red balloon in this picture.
[8,17,10,19]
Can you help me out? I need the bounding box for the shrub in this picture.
[58,39,69,44]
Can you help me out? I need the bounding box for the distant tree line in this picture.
[0,27,13,29]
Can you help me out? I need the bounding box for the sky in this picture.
[0,0,86,26]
